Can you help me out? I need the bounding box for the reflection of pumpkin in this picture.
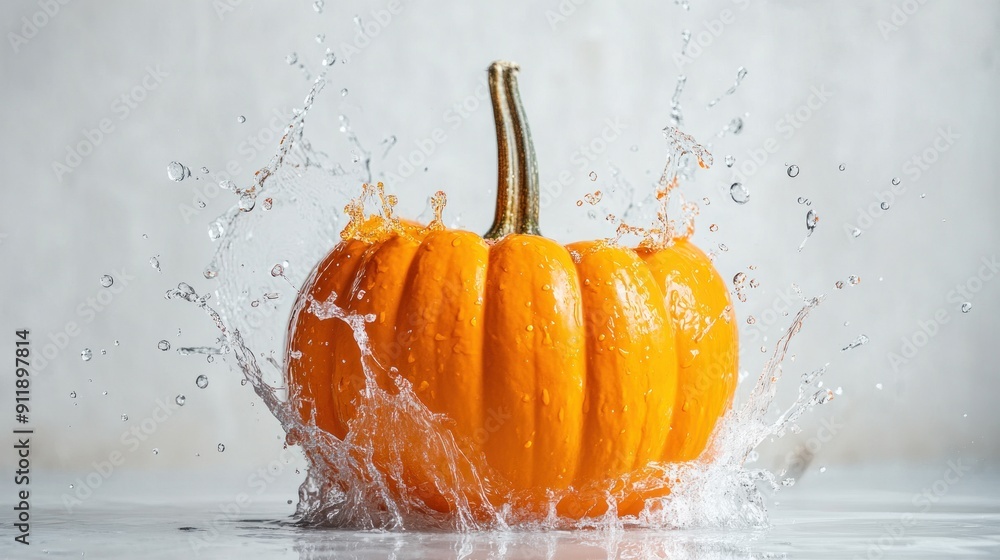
[285,61,737,517]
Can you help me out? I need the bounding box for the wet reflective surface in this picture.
[14,465,1000,559]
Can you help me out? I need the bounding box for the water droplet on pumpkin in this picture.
[196,375,209,389]
[787,164,799,177]
[175,394,186,406]
[730,182,749,204]
[157,340,170,351]
[81,348,92,361]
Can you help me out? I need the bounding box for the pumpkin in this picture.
[285,61,737,518]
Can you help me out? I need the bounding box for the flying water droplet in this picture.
[69,391,77,398]
[730,182,749,204]
[238,193,256,212]
[891,177,901,186]
[322,49,336,66]
[270,264,284,277]
[589,171,597,181]
[121,414,128,421]
[99,275,114,287]
[166,161,189,182]
[175,394,186,406]
[236,115,246,124]
[841,334,870,351]
[196,375,209,389]
[340,88,348,97]
[217,443,226,452]
[851,227,862,238]
[149,256,161,271]
[724,155,735,167]
[787,164,799,177]
[838,163,846,171]
[81,348,92,361]
[880,201,890,210]
[285,52,298,65]
[961,302,972,313]
[848,275,860,285]
[208,221,225,241]
[805,210,819,232]
[158,340,171,351]
[152,448,159,455]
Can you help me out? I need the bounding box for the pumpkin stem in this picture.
[484,61,540,239]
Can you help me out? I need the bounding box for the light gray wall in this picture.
[1,0,997,490]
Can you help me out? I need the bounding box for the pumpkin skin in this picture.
[283,61,737,519]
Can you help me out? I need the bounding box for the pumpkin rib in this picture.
[567,242,677,484]
[288,237,370,439]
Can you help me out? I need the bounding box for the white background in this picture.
[1,0,997,500]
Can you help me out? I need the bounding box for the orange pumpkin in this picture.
[285,61,737,518]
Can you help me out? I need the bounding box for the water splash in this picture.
[166,50,837,535]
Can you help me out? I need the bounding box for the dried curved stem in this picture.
[484,61,540,239]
